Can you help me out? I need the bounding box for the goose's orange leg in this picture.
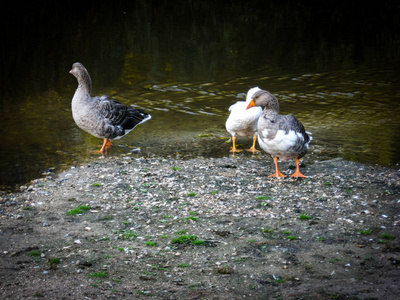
[100,138,112,153]
[269,157,286,178]
[229,136,242,153]
[245,134,260,153]
[291,158,307,178]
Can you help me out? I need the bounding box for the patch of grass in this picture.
[188,192,197,197]
[91,183,101,187]
[118,230,138,241]
[49,258,60,265]
[171,235,204,245]
[248,239,256,243]
[178,263,190,268]
[151,263,167,271]
[172,235,193,244]
[383,189,394,195]
[298,214,312,220]
[256,195,271,200]
[282,231,298,240]
[189,283,203,290]
[273,277,286,283]
[324,182,332,186]
[142,270,156,276]
[27,250,43,262]
[191,239,205,245]
[380,233,395,240]
[33,292,44,298]
[27,250,42,257]
[210,190,218,195]
[88,271,108,278]
[66,205,90,216]
[234,256,248,262]
[183,216,198,221]
[23,206,33,210]
[317,236,325,242]
[172,166,181,171]
[358,228,372,235]
[325,292,339,299]
[145,241,157,246]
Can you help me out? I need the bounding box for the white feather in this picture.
[245,87,261,102]
[259,129,309,161]
[225,87,262,137]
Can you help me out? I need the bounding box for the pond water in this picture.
[1,1,399,190]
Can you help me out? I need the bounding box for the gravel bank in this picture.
[1,154,399,299]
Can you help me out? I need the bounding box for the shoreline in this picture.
[1,154,399,299]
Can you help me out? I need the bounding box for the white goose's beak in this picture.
[246,99,256,110]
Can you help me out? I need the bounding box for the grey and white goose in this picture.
[246,89,311,178]
[69,62,151,155]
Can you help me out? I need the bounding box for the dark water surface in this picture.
[1,1,400,190]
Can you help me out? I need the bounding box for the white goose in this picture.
[225,87,262,153]
[246,89,312,178]
[69,62,151,155]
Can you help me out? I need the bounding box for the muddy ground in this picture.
[0,150,399,299]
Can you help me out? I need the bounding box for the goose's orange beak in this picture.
[246,99,256,110]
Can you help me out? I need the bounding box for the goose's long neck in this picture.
[77,69,92,96]
[264,97,280,115]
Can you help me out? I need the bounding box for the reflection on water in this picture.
[133,66,400,167]
[0,1,399,190]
